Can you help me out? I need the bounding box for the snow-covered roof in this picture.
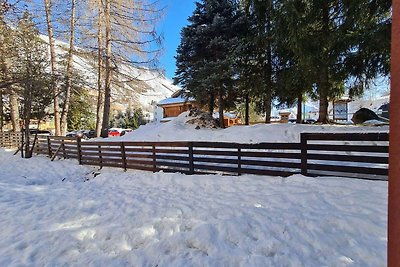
[158,96,196,106]
[212,112,238,119]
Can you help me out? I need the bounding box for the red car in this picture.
[108,129,121,137]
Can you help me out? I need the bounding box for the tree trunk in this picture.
[245,93,249,125]
[0,90,3,131]
[60,0,76,135]
[264,92,271,123]
[218,89,224,128]
[297,93,302,123]
[101,0,112,138]
[317,1,330,124]
[96,5,104,137]
[264,0,273,124]
[44,0,60,136]
[208,93,214,115]
[23,83,32,158]
[9,90,20,132]
[318,67,329,123]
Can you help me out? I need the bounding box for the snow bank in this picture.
[111,112,389,143]
[0,149,387,266]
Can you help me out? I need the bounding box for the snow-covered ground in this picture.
[0,148,387,266]
[111,112,389,143]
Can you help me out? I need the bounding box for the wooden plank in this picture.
[126,159,155,166]
[193,157,301,169]
[303,132,389,141]
[152,145,156,171]
[193,142,300,150]
[193,164,239,174]
[156,155,189,161]
[307,153,388,164]
[307,163,388,176]
[239,167,299,177]
[124,147,153,153]
[189,143,194,174]
[307,144,388,153]
[301,133,308,175]
[121,142,127,171]
[155,161,190,169]
[155,148,189,154]
[125,154,154,159]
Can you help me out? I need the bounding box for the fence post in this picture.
[300,133,308,176]
[76,137,82,165]
[98,144,103,169]
[20,132,24,158]
[121,142,127,171]
[47,136,52,157]
[238,146,242,176]
[188,142,194,174]
[152,145,157,172]
[62,139,66,159]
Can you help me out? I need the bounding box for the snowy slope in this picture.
[0,148,387,266]
[112,111,389,143]
[39,34,178,119]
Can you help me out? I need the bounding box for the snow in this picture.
[158,96,196,106]
[113,112,389,143]
[0,148,388,266]
[38,34,177,120]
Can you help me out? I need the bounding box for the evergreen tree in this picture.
[242,0,275,123]
[276,0,391,123]
[10,12,52,157]
[67,89,96,131]
[174,0,244,128]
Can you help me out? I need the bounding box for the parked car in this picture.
[27,129,53,136]
[66,130,96,139]
[120,129,133,136]
[108,129,121,137]
[303,119,316,124]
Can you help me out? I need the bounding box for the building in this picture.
[157,90,198,122]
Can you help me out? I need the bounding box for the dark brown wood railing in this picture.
[0,132,389,180]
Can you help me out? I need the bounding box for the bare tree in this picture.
[60,0,76,135]
[44,0,60,136]
[95,3,104,137]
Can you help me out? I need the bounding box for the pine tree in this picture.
[10,12,52,157]
[276,0,391,123]
[175,0,244,128]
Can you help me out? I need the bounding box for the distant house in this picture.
[157,90,198,122]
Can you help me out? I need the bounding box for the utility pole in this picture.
[388,0,400,266]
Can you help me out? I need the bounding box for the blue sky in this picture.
[159,0,197,80]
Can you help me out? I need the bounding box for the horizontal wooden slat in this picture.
[307,163,388,175]
[303,132,389,141]
[194,157,300,169]
[194,164,239,173]
[239,167,298,177]
[82,151,122,157]
[307,153,388,164]
[125,154,154,159]
[307,144,388,153]
[126,159,154,166]
[193,142,300,150]
[156,155,189,161]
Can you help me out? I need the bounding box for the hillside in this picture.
[39,34,178,120]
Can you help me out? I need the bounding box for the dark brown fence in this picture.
[0,132,389,180]
[0,132,22,148]
[301,132,388,180]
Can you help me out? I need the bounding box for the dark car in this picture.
[303,119,316,124]
[66,130,96,139]
[28,129,53,135]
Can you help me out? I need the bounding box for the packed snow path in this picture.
[0,149,387,266]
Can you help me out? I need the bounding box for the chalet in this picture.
[157,90,198,122]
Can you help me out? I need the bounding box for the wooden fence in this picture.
[0,132,22,148]
[0,132,389,180]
